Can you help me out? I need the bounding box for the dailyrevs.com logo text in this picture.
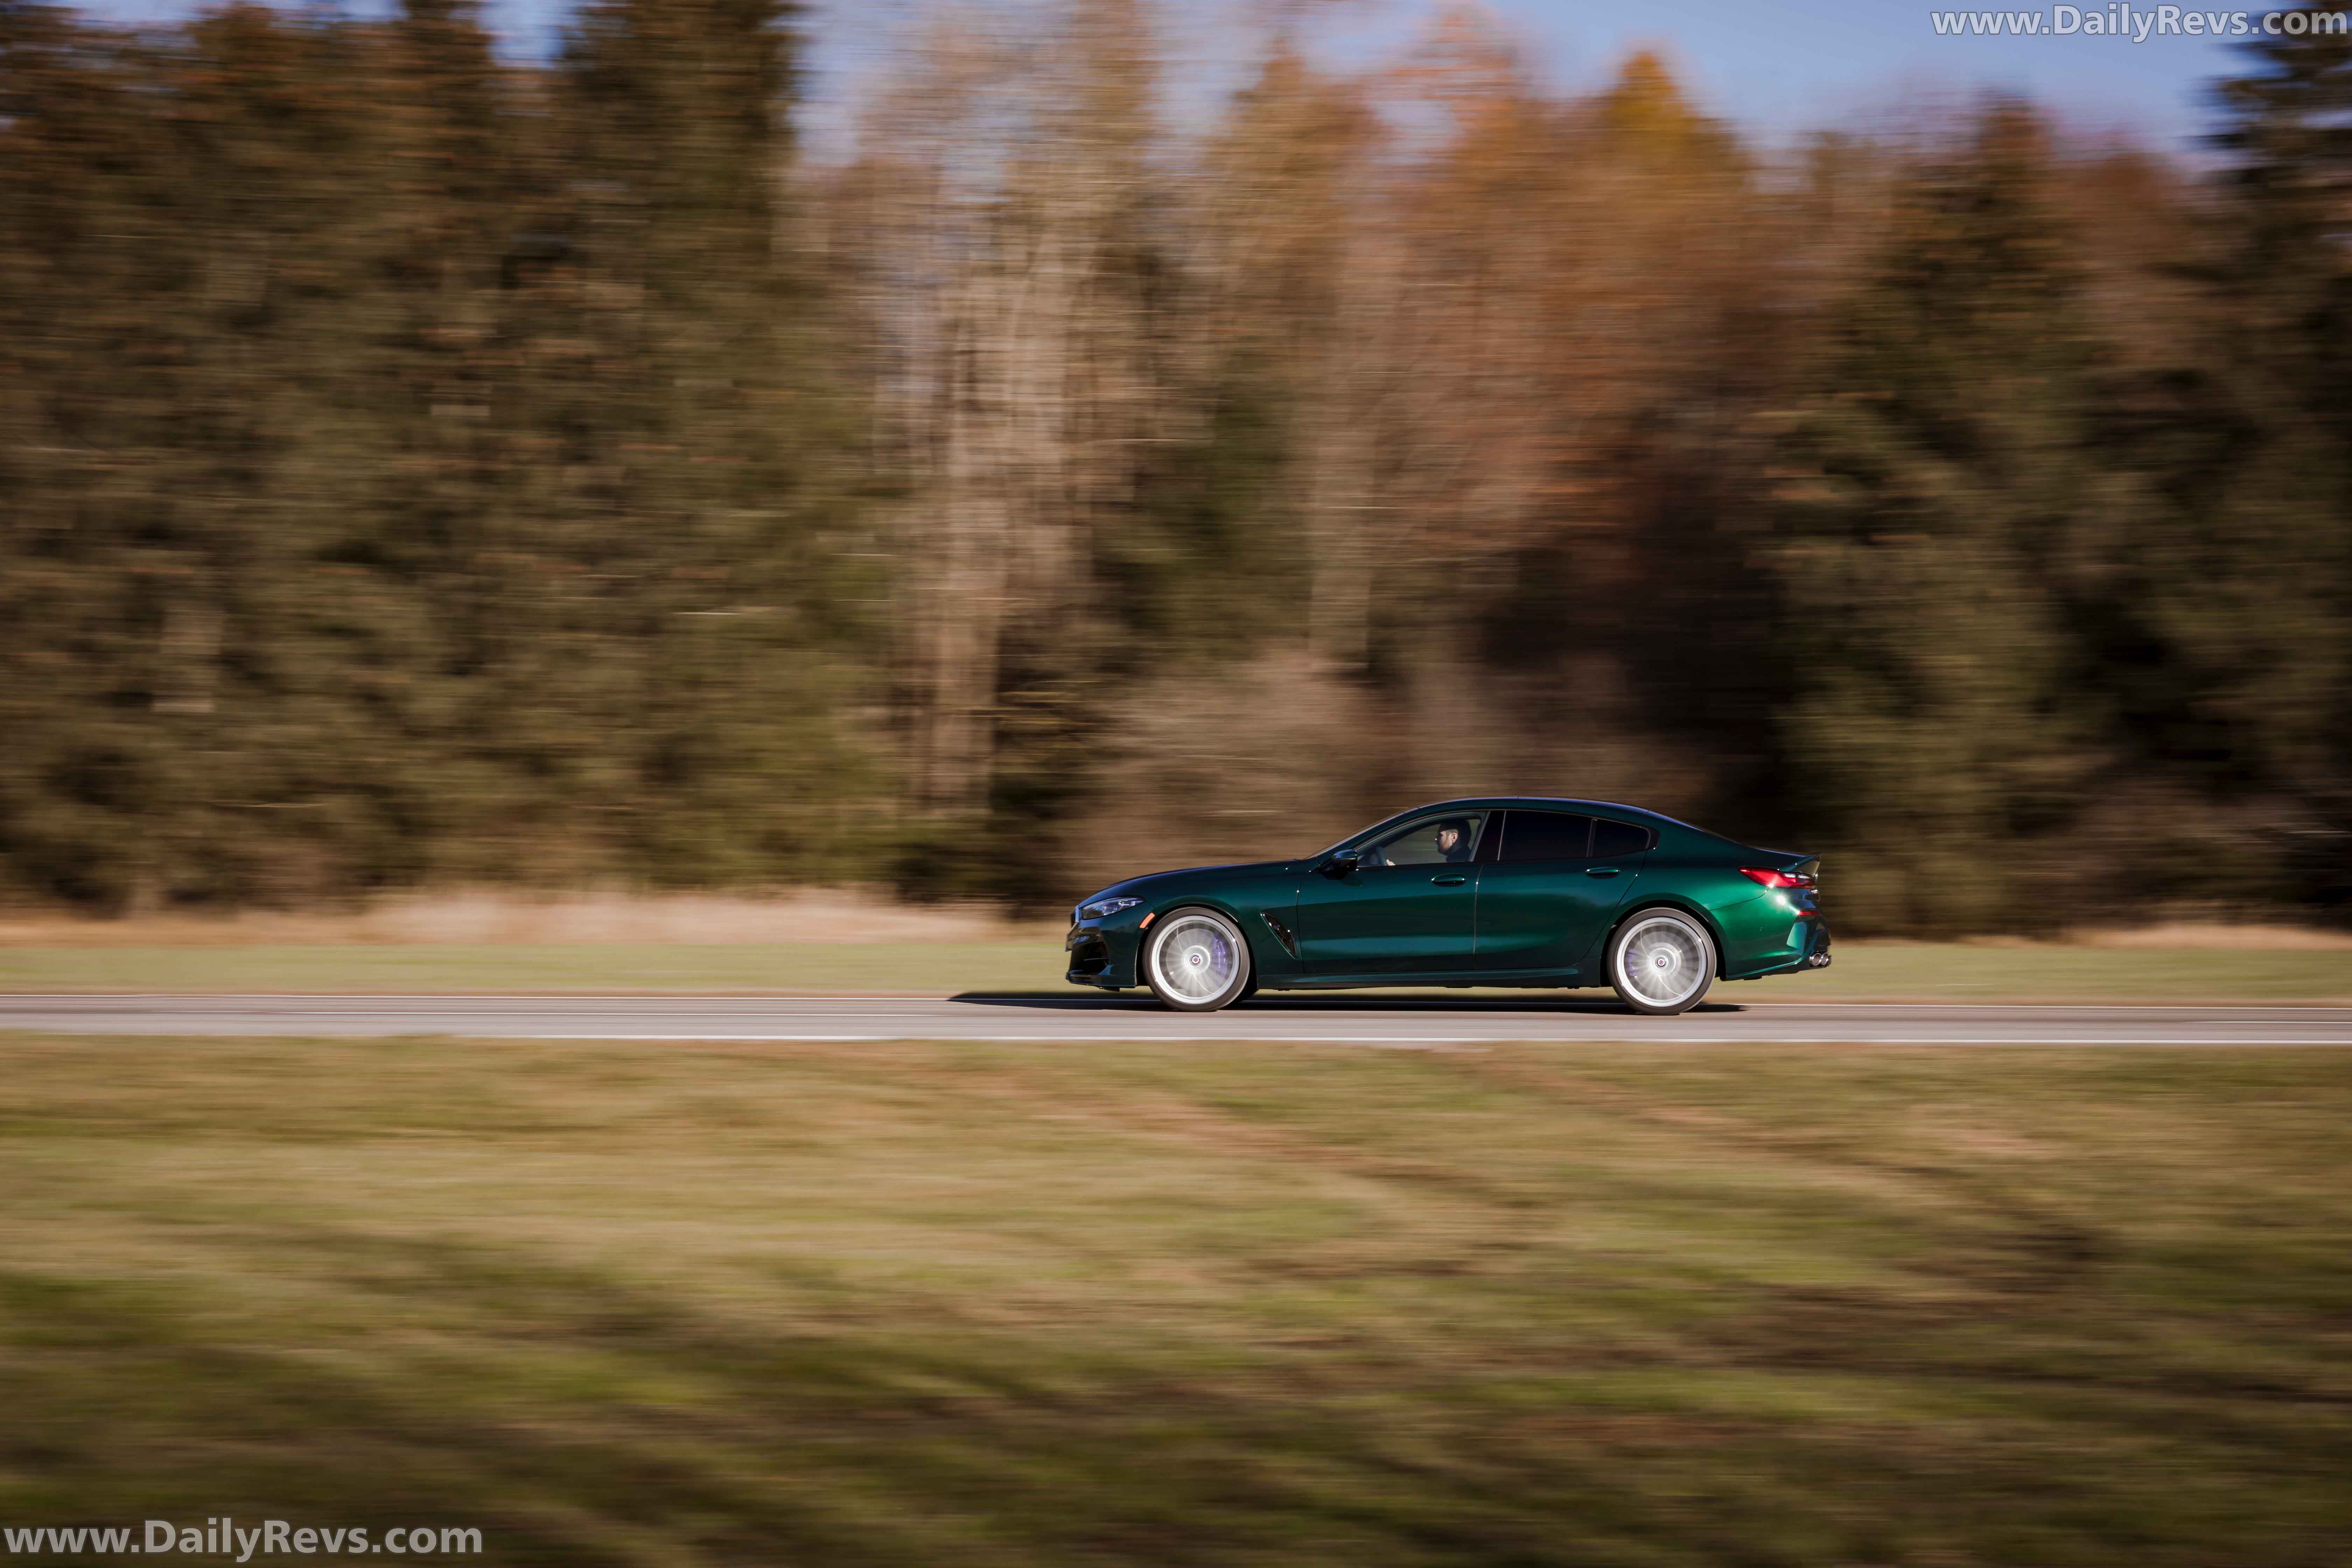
[1931,5,2351,35]
[3,1520,481,1559]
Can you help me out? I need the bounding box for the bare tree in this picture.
[840,0,1176,813]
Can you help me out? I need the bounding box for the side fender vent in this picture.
[1259,910,1298,959]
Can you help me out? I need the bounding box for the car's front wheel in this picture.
[1142,907,1252,1012]
[1607,908,1716,1015]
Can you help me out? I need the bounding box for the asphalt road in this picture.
[1,994,2348,1045]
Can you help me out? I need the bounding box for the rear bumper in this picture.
[1733,920,1831,980]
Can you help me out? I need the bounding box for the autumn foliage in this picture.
[2,0,2348,929]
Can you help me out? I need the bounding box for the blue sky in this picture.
[1491,0,2242,144]
[70,0,2252,152]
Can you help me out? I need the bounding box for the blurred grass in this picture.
[0,939,2348,1000]
[1789,942,2352,1002]
[1,1032,2347,1564]
[0,942,1059,996]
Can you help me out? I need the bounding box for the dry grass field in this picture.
[1,936,2349,1002]
[2,1031,2348,1564]
[3,895,2348,1001]
[2,895,2347,1001]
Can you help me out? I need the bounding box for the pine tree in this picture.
[1771,107,2107,930]
[2205,4,2352,909]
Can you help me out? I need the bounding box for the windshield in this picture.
[1308,817,1390,861]
[1308,806,1452,861]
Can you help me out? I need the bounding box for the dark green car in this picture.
[1065,798,1829,1015]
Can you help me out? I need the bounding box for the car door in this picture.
[1472,811,1650,975]
[1293,811,1486,975]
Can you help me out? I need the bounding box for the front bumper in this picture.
[1065,921,1141,988]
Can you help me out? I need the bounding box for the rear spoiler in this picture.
[1751,847,1819,878]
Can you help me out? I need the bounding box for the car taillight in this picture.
[1741,867,1814,890]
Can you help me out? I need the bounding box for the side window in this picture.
[1591,818,1653,858]
[1362,813,1485,868]
[1497,811,1592,863]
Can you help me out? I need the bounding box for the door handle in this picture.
[1585,866,1621,877]
[1430,874,1468,886]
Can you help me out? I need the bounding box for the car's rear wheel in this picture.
[1142,908,1252,1012]
[1608,908,1716,1015]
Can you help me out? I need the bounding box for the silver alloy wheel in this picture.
[1146,911,1247,1010]
[1612,911,1713,1014]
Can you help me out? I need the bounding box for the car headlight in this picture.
[1078,896,1143,920]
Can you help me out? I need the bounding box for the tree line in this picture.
[2,0,2347,930]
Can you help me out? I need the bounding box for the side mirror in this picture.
[1319,851,1360,878]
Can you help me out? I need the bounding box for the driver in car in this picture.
[1363,817,1477,868]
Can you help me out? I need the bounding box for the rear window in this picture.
[1591,818,1653,857]
[1496,811,1592,863]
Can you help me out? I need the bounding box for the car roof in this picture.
[1317,797,1753,860]
[1410,796,1705,832]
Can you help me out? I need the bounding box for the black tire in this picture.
[1140,907,1253,1013]
[1606,907,1717,1016]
